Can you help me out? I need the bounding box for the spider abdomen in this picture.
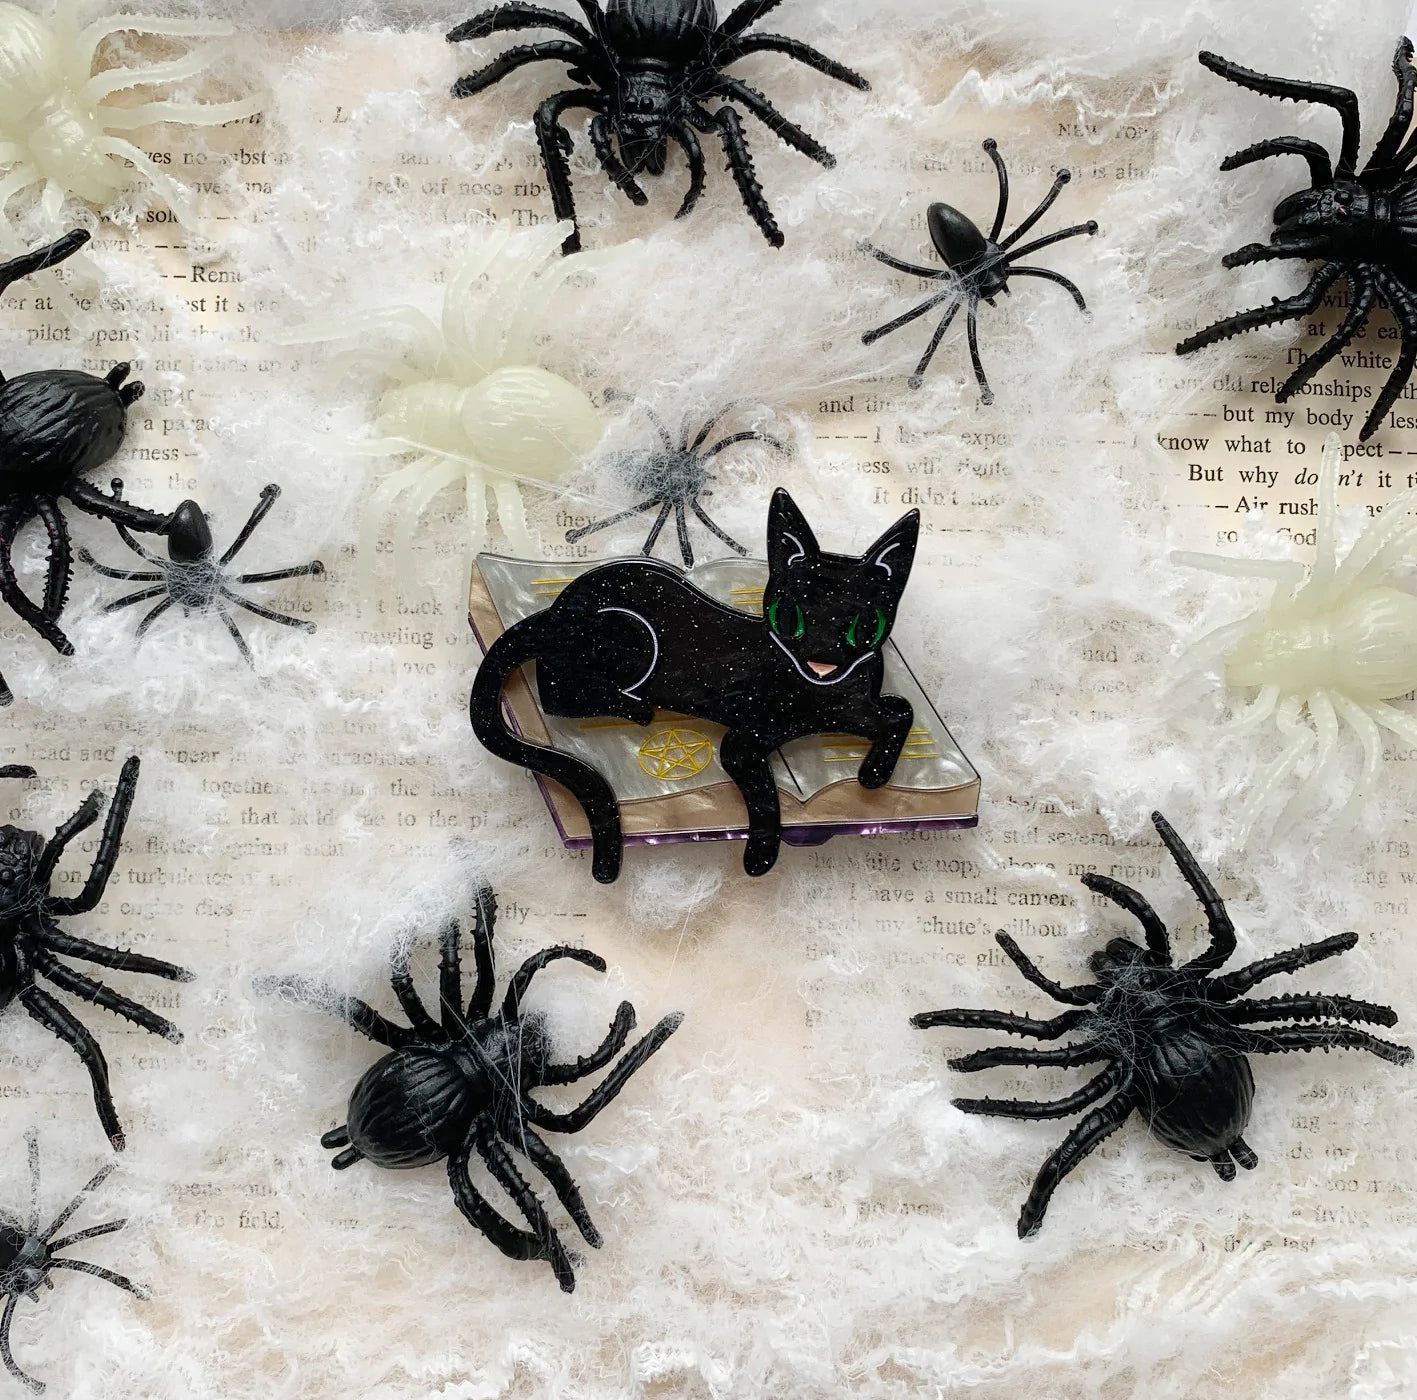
[1140,1031,1255,1159]
[346,1046,485,1169]
[1225,588,1417,701]
[375,369,599,483]
[604,0,716,60]
[0,370,126,490]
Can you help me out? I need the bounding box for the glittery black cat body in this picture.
[470,489,920,881]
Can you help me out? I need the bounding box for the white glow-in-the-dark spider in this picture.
[1176,434,1417,842]
[0,1,263,248]
[279,220,603,588]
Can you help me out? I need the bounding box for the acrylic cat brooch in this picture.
[471,489,921,881]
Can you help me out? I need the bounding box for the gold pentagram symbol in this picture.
[637,727,714,781]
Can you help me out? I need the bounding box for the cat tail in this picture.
[469,613,625,883]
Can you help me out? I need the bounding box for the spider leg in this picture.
[1220,240,1330,269]
[948,1041,1107,1073]
[233,563,325,584]
[671,123,705,219]
[446,4,597,47]
[702,429,785,458]
[451,40,589,98]
[47,1219,128,1254]
[906,300,960,388]
[216,607,253,666]
[436,918,465,1036]
[719,0,785,37]
[534,91,606,255]
[1236,695,1314,845]
[388,941,444,1041]
[1006,266,1088,312]
[541,1000,635,1085]
[519,1127,602,1246]
[981,138,1009,240]
[1017,1086,1136,1237]
[993,931,1098,1005]
[1374,38,1417,176]
[689,500,749,556]
[226,595,318,632]
[77,548,162,582]
[1219,137,1333,186]
[321,1124,350,1148]
[715,33,868,89]
[709,105,783,248]
[862,243,946,280]
[966,303,994,405]
[1273,690,1340,840]
[566,499,663,544]
[0,1295,38,1394]
[1211,932,1358,1001]
[102,584,168,614]
[490,478,536,556]
[34,791,104,888]
[674,503,694,567]
[20,986,124,1148]
[128,595,171,640]
[1224,1024,1412,1065]
[1177,256,1344,356]
[1277,269,1375,401]
[1361,269,1417,440]
[0,502,74,655]
[954,1063,1121,1120]
[40,1159,113,1243]
[641,502,674,556]
[329,1147,364,1170]
[588,113,648,205]
[997,220,1098,266]
[33,954,182,1041]
[1150,812,1235,975]
[471,1128,576,1291]
[43,756,138,917]
[521,1012,682,1133]
[61,478,171,537]
[253,976,417,1047]
[0,228,88,293]
[861,289,956,347]
[1197,50,1361,179]
[1220,992,1398,1028]
[1330,695,1383,832]
[217,485,279,564]
[33,497,72,622]
[909,1007,1090,1039]
[708,78,835,165]
[502,946,605,1021]
[45,1258,146,1298]
[998,168,1072,251]
[466,886,498,1022]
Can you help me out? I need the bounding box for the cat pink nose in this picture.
[807,660,838,678]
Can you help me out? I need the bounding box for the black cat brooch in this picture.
[471,489,920,881]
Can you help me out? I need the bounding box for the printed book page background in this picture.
[1,2,1416,1396]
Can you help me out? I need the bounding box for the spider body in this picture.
[447,0,869,252]
[0,759,191,1150]
[259,886,682,1292]
[0,231,173,704]
[81,483,324,665]
[0,1,263,246]
[1175,435,1417,841]
[913,811,1411,1237]
[566,394,782,565]
[277,222,601,585]
[863,140,1097,401]
[0,1132,146,1394]
[1176,40,1417,442]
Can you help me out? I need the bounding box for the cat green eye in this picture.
[847,610,889,648]
[768,600,805,638]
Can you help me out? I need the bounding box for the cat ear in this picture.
[864,509,920,600]
[767,489,820,574]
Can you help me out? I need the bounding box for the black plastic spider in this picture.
[565,394,782,565]
[0,230,173,705]
[0,759,191,1150]
[912,811,1411,1238]
[1177,39,1417,442]
[862,140,1098,403]
[79,483,324,665]
[0,1131,146,1394]
[447,0,869,253]
[258,886,683,1292]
